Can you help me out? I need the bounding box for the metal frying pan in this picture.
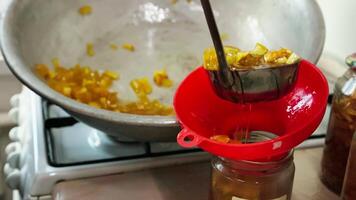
[0,0,325,141]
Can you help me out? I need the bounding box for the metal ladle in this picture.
[200,0,300,103]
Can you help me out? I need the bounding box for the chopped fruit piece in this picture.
[86,43,95,57]
[203,43,300,70]
[103,70,119,79]
[153,69,173,88]
[203,48,218,71]
[122,43,135,52]
[210,135,231,144]
[79,5,92,16]
[35,64,50,79]
[117,96,174,116]
[128,77,174,115]
[250,43,268,56]
[130,78,152,96]
[110,44,118,50]
[235,52,250,66]
[203,46,240,70]
[210,134,244,144]
[88,102,100,108]
[264,48,292,65]
[276,57,288,64]
[286,53,300,65]
[62,87,72,97]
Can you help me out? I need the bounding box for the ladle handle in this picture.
[200,0,228,71]
[177,128,203,148]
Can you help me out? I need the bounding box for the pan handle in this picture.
[177,128,203,148]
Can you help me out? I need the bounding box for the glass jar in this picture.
[210,151,295,200]
[321,53,356,194]
[341,131,356,200]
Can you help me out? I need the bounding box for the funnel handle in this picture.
[177,128,202,148]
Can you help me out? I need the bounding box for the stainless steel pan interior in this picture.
[0,0,325,141]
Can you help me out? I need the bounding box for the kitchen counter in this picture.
[52,147,339,200]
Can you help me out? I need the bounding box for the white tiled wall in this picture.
[317,0,356,61]
[315,0,356,92]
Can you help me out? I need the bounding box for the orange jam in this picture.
[203,43,300,70]
[79,5,92,16]
[35,60,174,116]
[153,69,173,88]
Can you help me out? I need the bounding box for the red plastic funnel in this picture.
[174,60,328,161]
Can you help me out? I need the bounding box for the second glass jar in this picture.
[321,54,356,194]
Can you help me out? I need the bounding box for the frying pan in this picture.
[0,0,325,141]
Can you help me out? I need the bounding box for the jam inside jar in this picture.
[321,90,356,194]
[321,55,356,194]
[342,132,356,200]
[210,132,295,200]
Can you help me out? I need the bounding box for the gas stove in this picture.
[3,87,329,200]
[4,87,210,200]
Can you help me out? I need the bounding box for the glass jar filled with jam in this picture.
[321,53,356,194]
[210,132,295,200]
[341,131,356,200]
